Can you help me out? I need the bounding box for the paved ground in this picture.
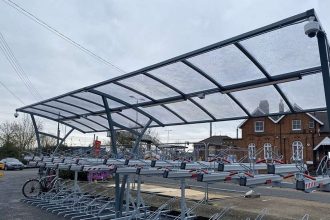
[141,178,330,219]
[144,176,330,203]
[1,169,330,219]
[0,169,64,220]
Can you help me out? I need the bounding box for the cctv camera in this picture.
[14,112,19,118]
[304,17,320,38]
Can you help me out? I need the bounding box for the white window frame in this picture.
[255,121,264,132]
[308,120,314,129]
[292,141,303,162]
[292,119,302,131]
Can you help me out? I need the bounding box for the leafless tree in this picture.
[0,121,15,144]
[40,135,57,148]
[0,115,42,150]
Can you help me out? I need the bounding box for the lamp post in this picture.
[129,95,145,124]
[165,129,172,143]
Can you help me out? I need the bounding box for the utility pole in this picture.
[165,129,172,143]
[129,95,145,124]
[57,120,60,147]
[209,122,212,137]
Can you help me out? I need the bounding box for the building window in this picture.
[308,120,314,129]
[248,143,256,160]
[292,120,302,131]
[255,121,264,132]
[263,143,272,160]
[292,141,303,162]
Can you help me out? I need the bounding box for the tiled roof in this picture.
[195,135,232,145]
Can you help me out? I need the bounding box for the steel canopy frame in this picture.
[16,9,329,135]
[16,9,330,219]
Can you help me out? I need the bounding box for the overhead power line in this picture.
[0,32,43,100]
[2,0,126,74]
[0,80,25,105]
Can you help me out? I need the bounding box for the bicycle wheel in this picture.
[22,179,42,198]
[52,178,65,192]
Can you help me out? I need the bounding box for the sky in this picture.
[0,0,329,146]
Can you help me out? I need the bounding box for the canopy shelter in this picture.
[15,9,330,217]
[17,10,328,136]
[16,9,330,150]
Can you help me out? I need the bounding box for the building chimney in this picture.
[279,99,284,113]
[259,100,269,114]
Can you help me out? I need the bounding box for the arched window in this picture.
[292,141,303,162]
[248,143,256,160]
[263,143,272,160]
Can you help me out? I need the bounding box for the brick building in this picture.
[194,100,330,165]
[193,135,236,161]
[234,100,330,165]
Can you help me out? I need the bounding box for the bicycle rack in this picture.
[209,206,233,220]
[21,151,330,220]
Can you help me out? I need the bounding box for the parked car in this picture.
[0,158,24,170]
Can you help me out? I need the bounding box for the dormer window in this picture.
[255,121,264,132]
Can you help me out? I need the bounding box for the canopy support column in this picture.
[53,128,74,155]
[317,31,330,128]
[132,119,153,157]
[102,96,121,217]
[102,96,118,156]
[118,119,153,216]
[30,114,41,153]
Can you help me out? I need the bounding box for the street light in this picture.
[165,129,172,143]
[129,95,145,124]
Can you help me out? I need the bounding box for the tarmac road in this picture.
[0,169,64,220]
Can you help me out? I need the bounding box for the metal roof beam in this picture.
[161,105,188,123]
[38,131,63,140]
[70,94,104,108]
[145,71,217,122]
[16,10,315,113]
[20,66,320,129]
[40,103,108,131]
[81,9,314,90]
[21,110,86,133]
[112,123,140,136]
[30,106,97,132]
[45,100,141,130]
[234,42,295,113]
[182,59,251,117]
[89,89,164,126]
[53,128,74,155]
[189,98,216,120]
[113,81,188,123]
[117,112,144,128]
[77,67,318,115]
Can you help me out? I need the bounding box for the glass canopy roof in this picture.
[16,9,329,134]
